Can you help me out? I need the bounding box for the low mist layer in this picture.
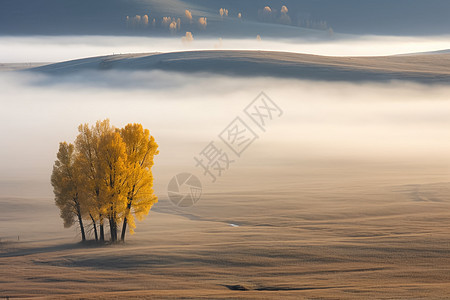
[0,70,448,200]
[2,35,450,63]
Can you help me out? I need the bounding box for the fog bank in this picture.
[0,71,448,199]
[2,35,450,63]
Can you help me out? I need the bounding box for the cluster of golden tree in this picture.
[51,120,159,242]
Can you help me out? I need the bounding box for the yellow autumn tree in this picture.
[98,129,128,242]
[51,142,87,241]
[53,119,159,243]
[75,120,113,241]
[119,123,159,241]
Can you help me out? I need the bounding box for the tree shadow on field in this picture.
[0,240,111,258]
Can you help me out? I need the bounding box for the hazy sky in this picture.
[2,0,450,36]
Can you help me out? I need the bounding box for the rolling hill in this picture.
[31,50,450,84]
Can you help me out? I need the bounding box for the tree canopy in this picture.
[51,120,159,242]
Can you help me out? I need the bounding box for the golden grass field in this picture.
[1,159,449,299]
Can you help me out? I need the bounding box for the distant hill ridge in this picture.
[30,50,450,84]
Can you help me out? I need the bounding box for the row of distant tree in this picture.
[51,120,159,242]
[125,5,332,33]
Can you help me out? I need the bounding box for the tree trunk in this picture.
[96,192,104,241]
[90,214,98,241]
[99,217,105,241]
[109,217,117,242]
[113,219,117,241]
[120,216,128,242]
[77,215,86,242]
[75,204,86,242]
[121,201,133,242]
